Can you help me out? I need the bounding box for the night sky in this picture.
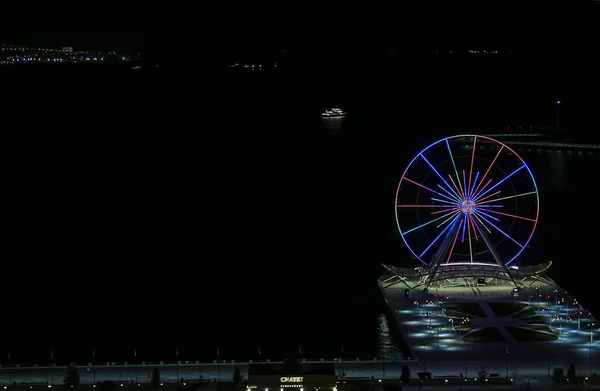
[1,4,598,55]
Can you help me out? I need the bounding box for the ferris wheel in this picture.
[395,135,539,269]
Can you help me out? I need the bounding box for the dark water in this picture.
[1,63,598,365]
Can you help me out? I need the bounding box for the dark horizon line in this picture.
[3,34,593,54]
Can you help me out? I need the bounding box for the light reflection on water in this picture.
[377,313,401,359]
[547,150,567,190]
[321,117,345,130]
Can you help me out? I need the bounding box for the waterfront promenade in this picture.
[0,359,593,387]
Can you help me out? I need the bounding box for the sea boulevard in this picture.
[0,360,584,388]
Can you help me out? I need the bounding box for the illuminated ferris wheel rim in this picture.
[394,134,540,267]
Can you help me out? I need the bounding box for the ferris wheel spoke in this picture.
[467,136,477,196]
[437,184,462,203]
[472,178,492,202]
[403,177,458,203]
[397,204,453,208]
[468,214,479,241]
[475,209,500,222]
[462,170,468,199]
[473,165,526,202]
[476,190,501,204]
[446,217,464,265]
[419,213,462,258]
[473,210,524,248]
[469,171,480,199]
[471,145,504,198]
[432,197,459,205]
[471,212,492,234]
[432,207,459,215]
[437,210,461,229]
[477,204,504,208]
[445,139,466,199]
[403,209,459,235]
[466,213,474,263]
[448,174,465,199]
[478,208,537,223]
[420,153,463,201]
[461,215,467,242]
[477,191,538,205]
[470,217,497,259]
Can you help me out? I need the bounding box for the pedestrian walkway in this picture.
[403,385,514,390]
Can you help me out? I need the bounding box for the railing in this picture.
[0,357,415,370]
[506,140,600,149]
[483,134,544,138]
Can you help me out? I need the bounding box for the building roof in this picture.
[248,361,335,376]
[382,261,552,280]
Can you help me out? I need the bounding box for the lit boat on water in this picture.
[320,107,347,118]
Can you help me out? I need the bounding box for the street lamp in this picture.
[175,348,179,383]
[50,351,54,386]
[559,316,563,338]
[216,347,221,384]
[8,352,12,389]
[134,349,138,385]
[92,350,96,385]
[505,345,509,380]
[457,327,467,378]
[340,344,344,381]
[464,338,467,379]
[589,322,595,377]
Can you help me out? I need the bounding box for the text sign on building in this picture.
[280,377,303,383]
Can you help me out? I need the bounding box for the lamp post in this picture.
[340,344,344,380]
[589,323,595,378]
[216,347,220,384]
[455,324,467,379]
[8,352,12,389]
[547,342,551,378]
[559,317,562,339]
[134,349,138,384]
[463,339,467,380]
[50,351,54,386]
[175,349,179,383]
[556,100,561,129]
[92,350,96,385]
[505,345,509,380]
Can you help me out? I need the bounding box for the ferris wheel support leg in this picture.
[423,218,462,291]
[471,218,519,289]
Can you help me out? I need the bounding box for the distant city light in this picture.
[0,44,135,65]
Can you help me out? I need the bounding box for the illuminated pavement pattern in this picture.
[382,282,599,379]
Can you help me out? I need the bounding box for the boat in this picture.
[320,107,347,118]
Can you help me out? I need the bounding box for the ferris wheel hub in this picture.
[459,199,477,215]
